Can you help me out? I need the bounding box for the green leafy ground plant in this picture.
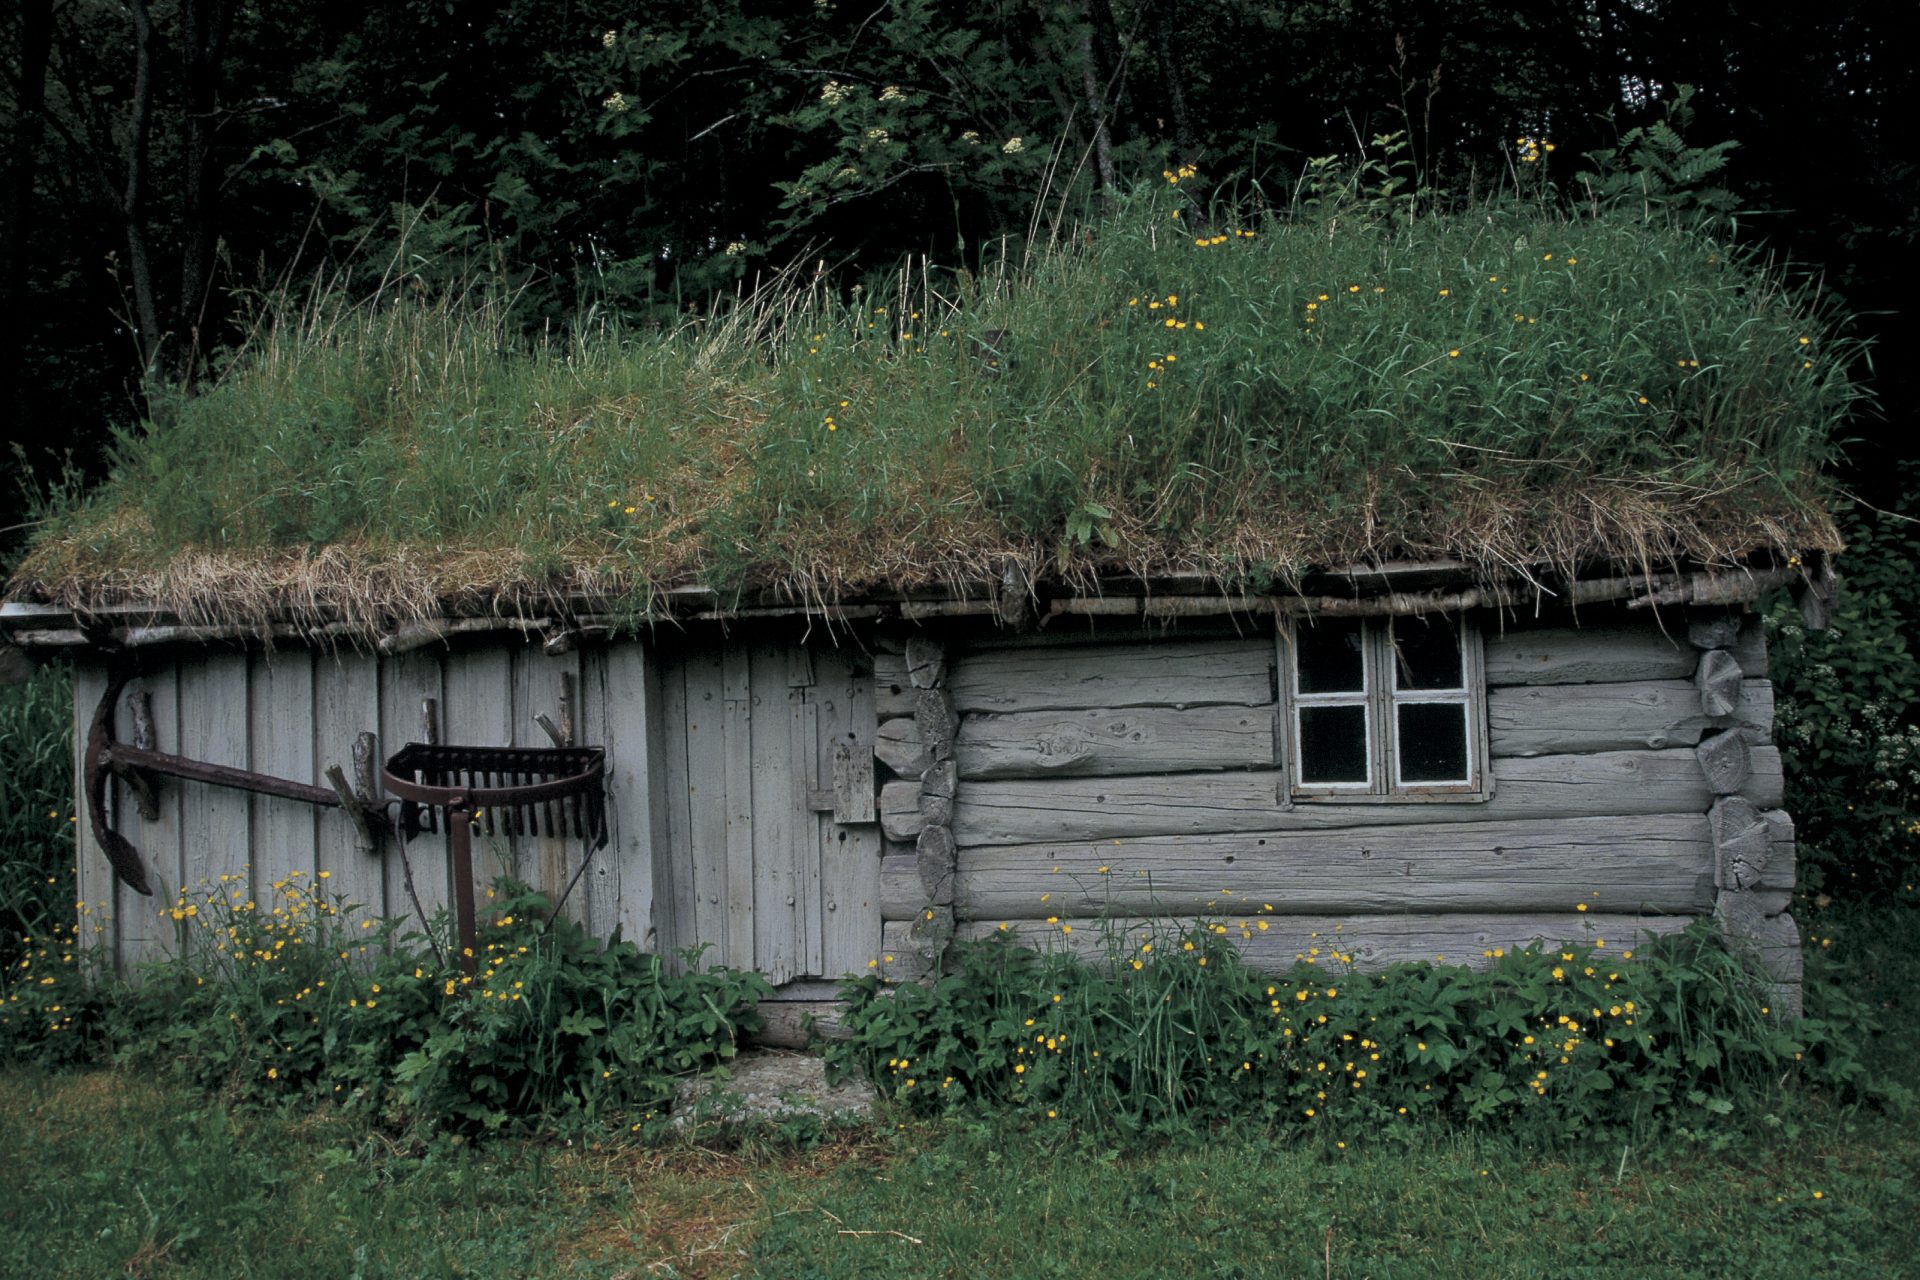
[0,664,76,959]
[1,873,769,1135]
[829,915,1879,1143]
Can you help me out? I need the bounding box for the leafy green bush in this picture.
[828,918,1870,1141]
[1769,494,1920,900]
[11,874,770,1134]
[0,662,76,960]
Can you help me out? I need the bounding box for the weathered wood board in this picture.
[748,645,803,984]
[656,652,701,968]
[947,640,1273,713]
[74,663,120,965]
[878,912,1692,982]
[813,648,882,978]
[957,705,1277,779]
[1488,679,1772,756]
[441,645,515,915]
[378,648,448,927]
[950,813,1713,918]
[512,642,584,922]
[250,650,316,916]
[312,648,386,924]
[952,749,1762,847]
[177,656,251,937]
[127,667,183,963]
[580,644,658,949]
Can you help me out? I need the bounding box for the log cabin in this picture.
[0,556,1829,1030]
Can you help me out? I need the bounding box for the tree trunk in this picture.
[1078,13,1117,205]
[2,0,55,414]
[122,0,163,379]
[1151,0,1198,159]
[173,0,234,384]
[4,0,55,324]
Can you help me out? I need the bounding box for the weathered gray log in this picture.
[915,688,958,764]
[749,1000,850,1048]
[908,901,955,965]
[1484,623,1696,686]
[1709,795,1770,893]
[880,779,925,841]
[833,740,877,824]
[880,852,921,919]
[1746,745,1785,807]
[874,653,916,718]
[922,791,953,828]
[922,759,957,800]
[882,912,1692,980]
[1759,809,1797,900]
[1487,679,1772,756]
[1695,649,1744,718]
[1686,610,1744,650]
[1730,616,1768,677]
[946,640,1273,713]
[954,749,1737,847]
[874,716,930,778]
[905,638,947,690]
[1794,558,1837,632]
[917,824,958,905]
[953,813,1714,918]
[1712,901,1802,1012]
[956,704,1276,780]
[1695,730,1752,796]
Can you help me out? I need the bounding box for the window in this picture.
[1279,614,1490,800]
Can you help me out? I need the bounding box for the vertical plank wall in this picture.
[75,630,882,982]
[75,635,667,970]
[876,608,1789,982]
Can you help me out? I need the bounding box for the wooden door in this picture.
[653,639,880,983]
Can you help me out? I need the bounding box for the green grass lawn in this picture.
[3,1071,1912,1280]
[4,907,1915,1279]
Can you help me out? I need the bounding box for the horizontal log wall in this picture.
[894,608,1794,994]
[872,913,1693,985]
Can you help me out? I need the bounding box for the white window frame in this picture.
[1278,613,1492,803]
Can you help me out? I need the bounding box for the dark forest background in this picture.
[1,0,1914,517]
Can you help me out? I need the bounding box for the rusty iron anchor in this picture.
[83,661,389,896]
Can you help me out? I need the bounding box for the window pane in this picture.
[1397,702,1469,782]
[1296,620,1366,693]
[1392,615,1462,690]
[1299,705,1369,783]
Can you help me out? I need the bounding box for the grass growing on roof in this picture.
[14,179,1857,627]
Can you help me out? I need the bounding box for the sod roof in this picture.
[9,190,1853,636]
